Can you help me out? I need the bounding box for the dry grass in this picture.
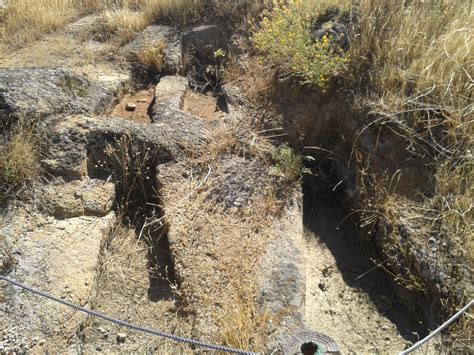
[136,40,166,72]
[0,123,40,199]
[206,124,240,160]
[100,8,146,43]
[224,61,276,105]
[1,0,77,47]
[348,0,473,287]
[141,0,200,25]
[342,2,472,342]
[248,0,473,340]
[158,173,276,350]
[0,0,193,48]
[146,105,284,348]
[218,281,271,352]
[1,0,269,50]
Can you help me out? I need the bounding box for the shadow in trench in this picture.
[302,173,428,343]
[134,220,177,302]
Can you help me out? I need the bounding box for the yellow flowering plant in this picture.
[252,0,349,88]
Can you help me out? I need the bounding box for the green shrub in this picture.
[251,0,348,88]
[270,143,307,181]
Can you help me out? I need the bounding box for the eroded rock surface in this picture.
[181,25,225,70]
[0,209,115,353]
[259,199,306,351]
[0,68,129,126]
[38,178,115,219]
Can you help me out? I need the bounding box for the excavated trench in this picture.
[75,133,190,352]
[110,87,154,124]
[87,133,178,301]
[87,81,434,352]
[301,159,431,352]
[109,82,226,125]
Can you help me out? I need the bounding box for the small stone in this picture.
[38,339,45,346]
[382,325,389,331]
[125,103,136,111]
[116,333,127,344]
[428,237,436,244]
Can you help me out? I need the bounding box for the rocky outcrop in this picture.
[64,15,101,39]
[150,75,187,121]
[42,125,90,180]
[374,203,473,329]
[206,157,271,209]
[181,25,226,91]
[0,208,115,353]
[181,25,225,70]
[38,178,115,219]
[0,68,129,127]
[310,6,353,52]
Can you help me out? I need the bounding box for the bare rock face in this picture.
[374,205,473,330]
[38,178,115,219]
[0,68,129,127]
[86,76,208,165]
[42,128,89,180]
[258,199,306,352]
[206,157,271,209]
[39,182,84,219]
[150,75,187,121]
[0,208,115,353]
[80,179,115,216]
[181,25,225,70]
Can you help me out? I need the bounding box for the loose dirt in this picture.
[111,87,154,123]
[182,90,222,121]
[302,184,430,353]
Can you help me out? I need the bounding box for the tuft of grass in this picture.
[94,134,160,216]
[136,41,166,73]
[100,8,146,43]
[141,0,200,25]
[206,124,240,161]
[0,124,40,199]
